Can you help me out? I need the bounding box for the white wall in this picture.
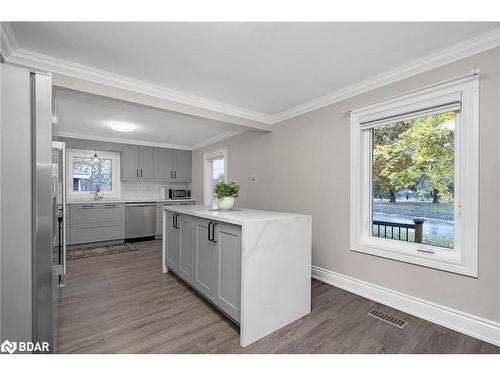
[192,47,500,323]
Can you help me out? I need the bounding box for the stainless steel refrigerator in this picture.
[1,63,66,353]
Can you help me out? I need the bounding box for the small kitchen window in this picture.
[66,149,121,200]
[350,74,479,276]
[204,147,227,206]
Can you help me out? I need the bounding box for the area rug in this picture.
[66,243,139,260]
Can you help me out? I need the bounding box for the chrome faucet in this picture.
[94,185,104,200]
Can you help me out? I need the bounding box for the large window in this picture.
[67,149,121,199]
[350,75,479,276]
[204,147,227,206]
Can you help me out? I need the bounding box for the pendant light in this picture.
[91,149,101,166]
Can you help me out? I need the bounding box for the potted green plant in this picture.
[215,181,240,210]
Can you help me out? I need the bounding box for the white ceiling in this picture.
[55,88,245,149]
[10,22,500,116]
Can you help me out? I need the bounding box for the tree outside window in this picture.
[372,112,455,248]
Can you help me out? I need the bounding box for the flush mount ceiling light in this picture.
[109,122,135,132]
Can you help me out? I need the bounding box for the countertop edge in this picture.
[67,199,196,204]
[162,205,312,226]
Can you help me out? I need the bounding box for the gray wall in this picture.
[192,47,500,323]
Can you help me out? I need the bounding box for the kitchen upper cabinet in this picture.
[154,147,173,181]
[139,146,154,179]
[172,149,192,182]
[154,148,192,182]
[63,138,191,183]
[121,145,155,181]
[120,145,140,179]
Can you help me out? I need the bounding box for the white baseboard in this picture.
[312,265,500,347]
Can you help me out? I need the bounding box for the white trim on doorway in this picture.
[312,266,500,347]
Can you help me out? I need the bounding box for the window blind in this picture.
[360,100,461,130]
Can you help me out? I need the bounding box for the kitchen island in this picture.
[162,205,312,347]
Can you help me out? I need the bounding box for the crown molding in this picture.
[192,129,247,150]
[4,25,499,126]
[193,129,248,150]
[270,27,500,124]
[6,47,274,125]
[57,131,193,151]
[0,22,18,60]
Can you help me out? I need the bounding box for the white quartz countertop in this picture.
[67,198,196,204]
[163,204,311,225]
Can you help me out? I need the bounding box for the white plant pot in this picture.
[217,197,235,210]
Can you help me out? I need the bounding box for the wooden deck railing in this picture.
[372,218,425,243]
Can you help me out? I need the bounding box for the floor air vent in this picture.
[368,308,408,329]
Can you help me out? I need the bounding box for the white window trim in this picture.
[350,75,479,277]
[203,147,228,206]
[66,149,121,200]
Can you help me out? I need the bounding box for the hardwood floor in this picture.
[55,240,500,354]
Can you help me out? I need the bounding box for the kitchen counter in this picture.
[161,204,310,225]
[67,198,196,204]
[162,205,312,347]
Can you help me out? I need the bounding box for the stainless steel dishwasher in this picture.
[125,202,156,239]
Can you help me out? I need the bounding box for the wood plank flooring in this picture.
[55,240,500,354]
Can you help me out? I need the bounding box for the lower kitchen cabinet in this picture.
[162,206,312,347]
[165,212,242,322]
[70,222,124,245]
[213,222,241,321]
[165,211,180,272]
[193,220,215,299]
[68,203,125,245]
[155,201,195,237]
[178,215,195,282]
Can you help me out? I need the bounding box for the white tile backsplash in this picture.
[121,181,191,200]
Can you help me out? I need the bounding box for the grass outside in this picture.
[373,200,454,221]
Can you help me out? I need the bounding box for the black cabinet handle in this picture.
[172,214,178,228]
[136,169,139,178]
[211,223,217,243]
[141,169,143,178]
[208,222,212,241]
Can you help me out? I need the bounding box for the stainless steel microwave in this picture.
[169,189,191,199]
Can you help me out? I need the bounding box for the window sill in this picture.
[350,239,477,277]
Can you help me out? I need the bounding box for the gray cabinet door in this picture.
[213,222,241,322]
[193,219,216,298]
[139,146,154,179]
[165,211,180,272]
[155,206,163,236]
[172,150,192,182]
[154,147,174,181]
[121,145,139,180]
[178,215,195,283]
[68,203,125,245]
